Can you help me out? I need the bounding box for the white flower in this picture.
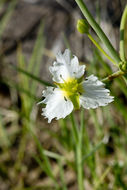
[40,49,114,123]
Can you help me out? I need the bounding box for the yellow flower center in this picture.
[55,78,84,109]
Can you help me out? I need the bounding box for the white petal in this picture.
[49,49,85,83]
[49,61,70,83]
[79,75,114,109]
[70,56,85,79]
[42,87,73,123]
[56,49,71,64]
[62,49,71,64]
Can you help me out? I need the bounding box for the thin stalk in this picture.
[88,34,117,66]
[70,111,84,189]
[76,145,84,190]
[76,109,85,190]
[75,0,121,64]
[102,70,124,82]
[70,112,79,143]
[120,5,127,61]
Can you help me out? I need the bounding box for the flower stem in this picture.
[76,109,85,190]
[87,34,117,66]
[76,144,84,190]
[75,0,121,64]
[70,110,85,190]
[70,112,79,143]
[102,70,124,82]
[120,5,127,62]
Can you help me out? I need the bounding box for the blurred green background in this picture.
[0,0,127,189]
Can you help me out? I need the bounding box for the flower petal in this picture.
[56,49,71,64]
[49,60,69,83]
[70,56,85,79]
[42,87,73,123]
[79,75,114,109]
[49,49,85,83]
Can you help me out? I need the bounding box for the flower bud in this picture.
[119,61,127,72]
[77,19,89,34]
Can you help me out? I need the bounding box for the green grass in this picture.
[0,1,127,190]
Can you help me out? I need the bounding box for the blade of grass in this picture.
[17,46,32,117]
[94,166,111,189]
[58,160,67,190]
[0,0,17,40]
[14,126,27,171]
[11,64,53,86]
[43,150,64,161]
[0,114,10,148]
[28,21,45,94]
[27,22,45,110]
[28,21,45,75]
[82,141,103,162]
[31,131,58,185]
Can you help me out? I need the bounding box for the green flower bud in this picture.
[77,19,90,34]
[119,61,127,72]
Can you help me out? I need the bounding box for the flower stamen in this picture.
[55,78,84,109]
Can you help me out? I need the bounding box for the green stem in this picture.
[76,145,84,190]
[88,34,117,66]
[70,111,84,190]
[75,0,121,64]
[76,109,85,190]
[120,5,127,62]
[102,70,124,82]
[70,112,79,143]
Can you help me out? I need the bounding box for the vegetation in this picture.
[0,0,127,189]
